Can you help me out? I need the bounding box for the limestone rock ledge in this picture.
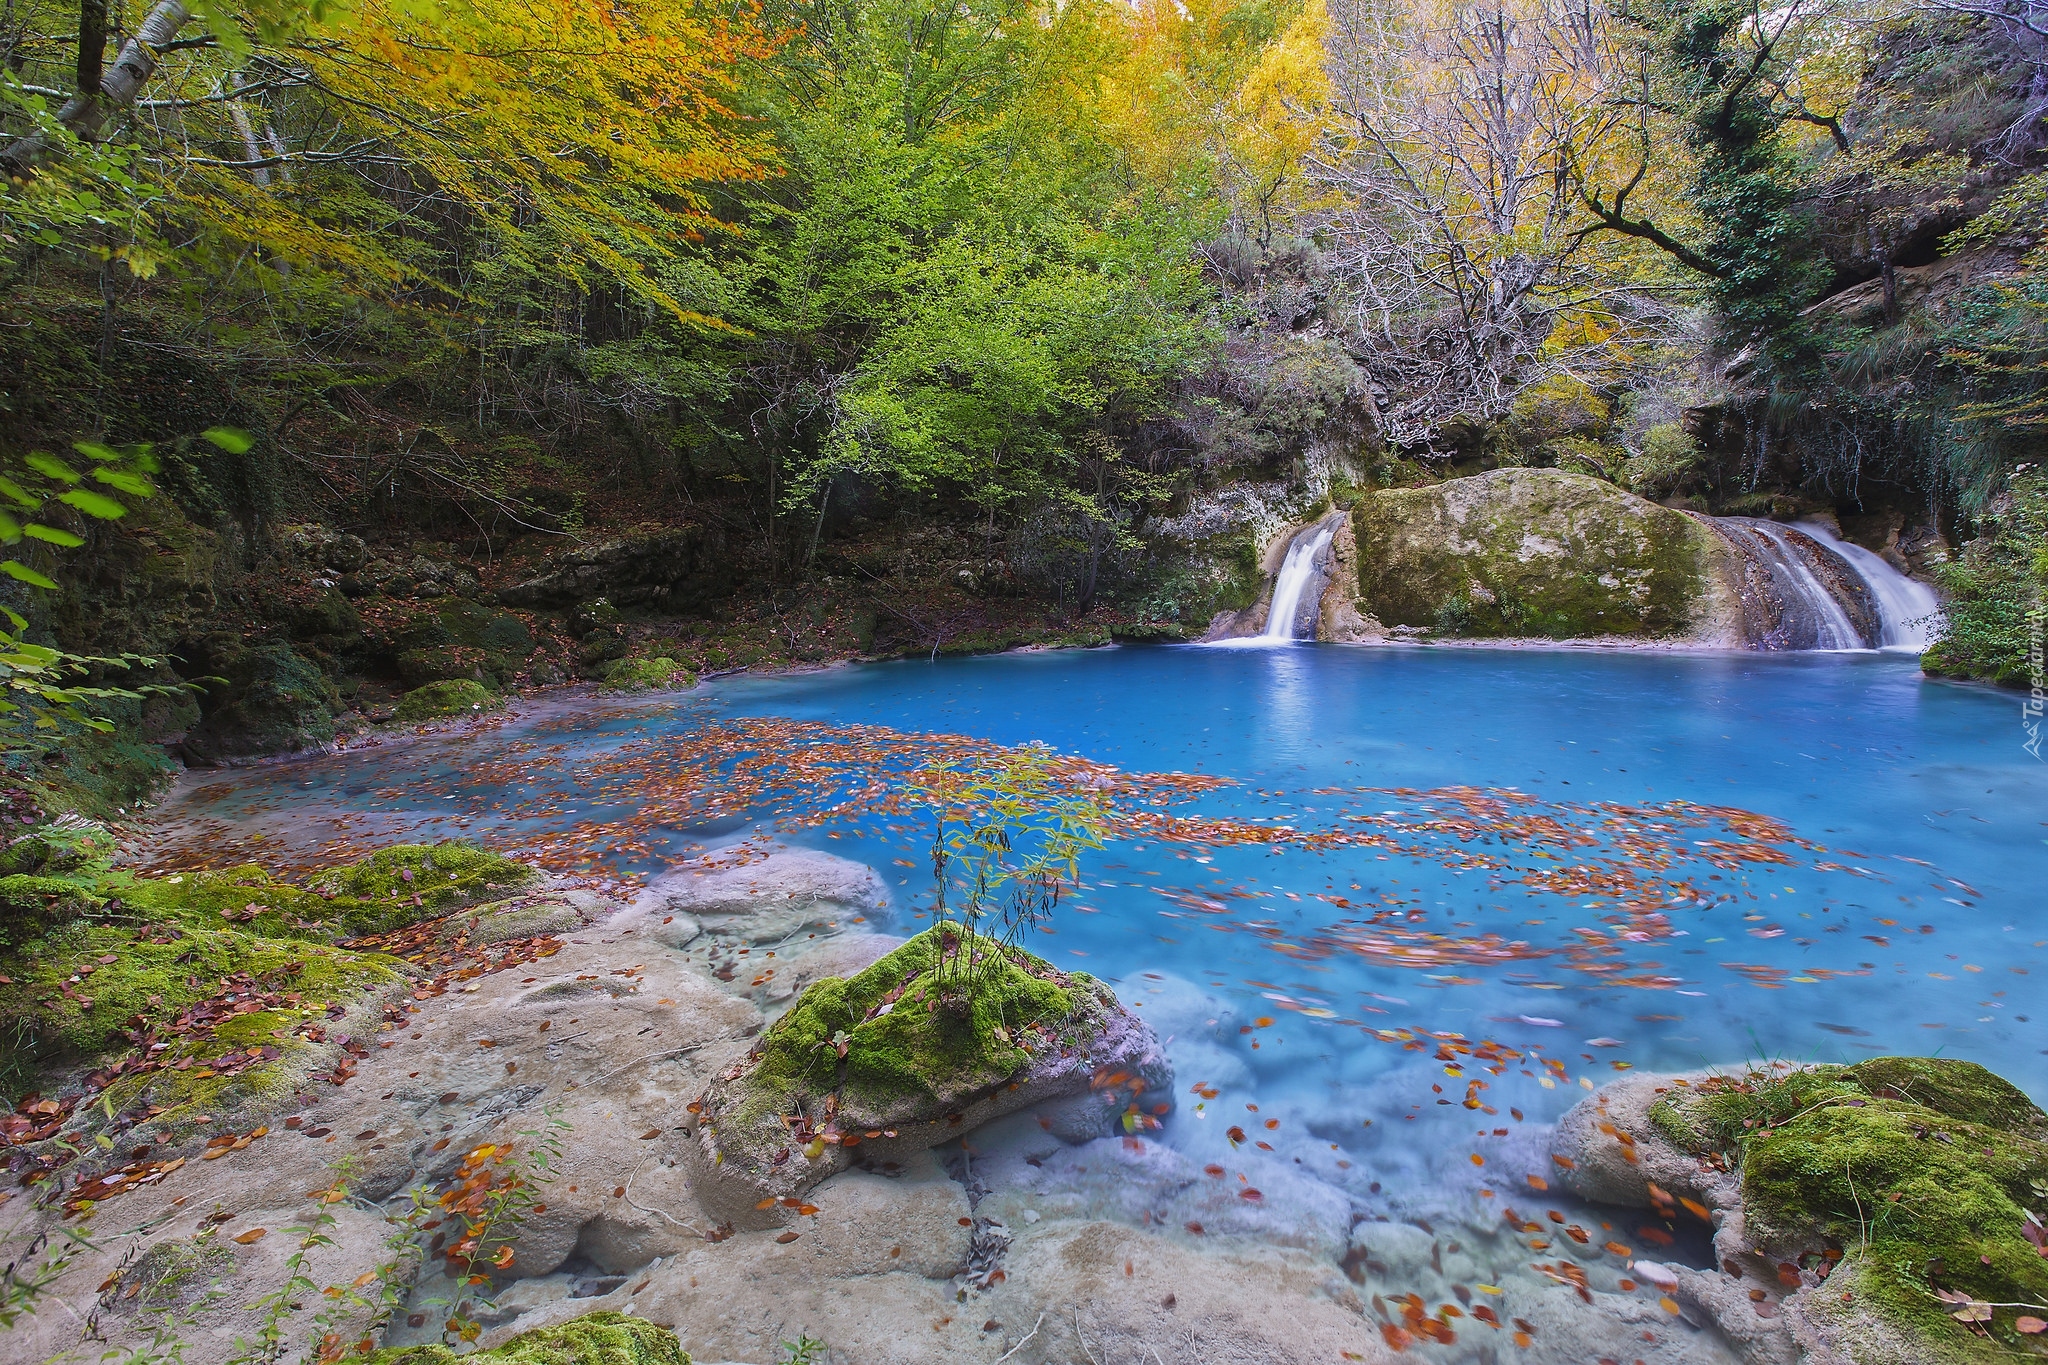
[683,928,1171,1228]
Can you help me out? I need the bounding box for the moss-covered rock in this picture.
[1352,468,1730,638]
[180,640,339,767]
[0,841,534,1098]
[687,927,1170,1226]
[390,600,537,690]
[1649,1058,2048,1362]
[368,1312,689,1365]
[599,656,694,692]
[396,679,500,723]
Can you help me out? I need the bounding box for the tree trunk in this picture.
[77,0,109,97]
[0,1,194,177]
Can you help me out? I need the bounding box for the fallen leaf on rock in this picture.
[775,1231,799,1244]
[232,1229,267,1244]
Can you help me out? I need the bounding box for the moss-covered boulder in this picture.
[1570,1059,2048,1365]
[368,1312,689,1365]
[180,641,339,766]
[686,926,1170,1226]
[396,679,501,723]
[391,600,536,690]
[1353,468,1736,639]
[599,656,693,692]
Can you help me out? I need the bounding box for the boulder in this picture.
[389,600,535,689]
[395,679,501,723]
[497,528,732,614]
[683,928,1172,1228]
[180,640,339,766]
[1554,1059,2048,1365]
[1353,468,1739,640]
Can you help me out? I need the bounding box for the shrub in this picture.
[1923,467,2046,688]
[1623,423,1708,501]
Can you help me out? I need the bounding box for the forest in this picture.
[3,7,2048,1365]
[0,0,2044,781]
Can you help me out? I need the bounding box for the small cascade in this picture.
[1200,513,1345,645]
[1259,518,1341,641]
[1717,518,1874,650]
[1791,521,1944,650]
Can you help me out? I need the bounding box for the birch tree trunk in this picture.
[0,1,195,177]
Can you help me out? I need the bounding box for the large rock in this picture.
[1555,1059,2048,1365]
[1353,469,1742,640]
[683,928,1172,1228]
[179,639,339,766]
[498,528,732,614]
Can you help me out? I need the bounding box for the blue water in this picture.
[154,645,2048,1202]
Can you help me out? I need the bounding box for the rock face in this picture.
[497,528,732,614]
[1553,1059,2048,1365]
[180,639,340,766]
[684,928,1172,1228]
[1353,469,1742,640]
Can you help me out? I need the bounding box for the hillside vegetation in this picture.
[1,0,2042,790]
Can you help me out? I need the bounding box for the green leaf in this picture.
[1,561,59,590]
[57,488,127,520]
[0,607,25,631]
[202,427,255,455]
[0,478,38,508]
[23,524,85,547]
[23,452,79,484]
[0,513,18,544]
[90,468,153,497]
[72,441,121,463]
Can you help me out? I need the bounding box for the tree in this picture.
[1312,0,1692,450]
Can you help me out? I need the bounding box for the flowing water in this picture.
[1793,520,1945,650]
[1714,518,1867,650]
[1246,516,1340,643]
[144,646,2044,1348]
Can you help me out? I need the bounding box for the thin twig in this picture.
[587,1038,723,1086]
[620,1153,705,1236]
[995,1311,1047,1363]
[1074,1307,1103,1365]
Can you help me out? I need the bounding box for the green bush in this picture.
[395,679,498,722]
[1623,423,1707,501]
[1923,467,2046,688]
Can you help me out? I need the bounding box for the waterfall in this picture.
[1717,518,1869,650]
[1259,520,1341,641]
[1791,521,1944,650]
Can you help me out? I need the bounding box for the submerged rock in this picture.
[1555,1058,2048,1365]
[684,927,1171,1226]
[1353,468,1742,640]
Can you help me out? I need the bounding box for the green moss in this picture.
[305,842,536,934]
[395,679,500,722]
[734,928,1083,1126]
[0,920,405,1097]
[599,656,694,692]
[367,1312,690,1365]
[0,840,532,1099]
[1651,1059,2048,1361]
[1354,469,1714,638]
[0,873,104,950]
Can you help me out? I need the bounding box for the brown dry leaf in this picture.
[232,1228,267,1245]
[639,1129,660,1140]
[775,1231,799,1244]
